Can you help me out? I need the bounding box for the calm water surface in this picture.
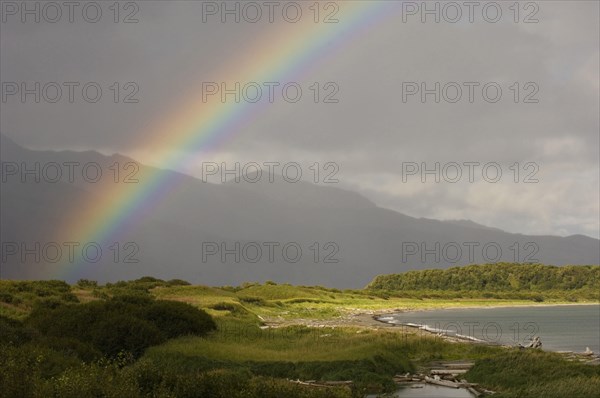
[383,304,600,353]
[367,384,475,398]
[373,305,599,397]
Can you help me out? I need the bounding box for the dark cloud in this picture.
[1,1,598,237]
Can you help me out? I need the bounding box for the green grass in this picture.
[147,319,505,364]
[147,282,591,323]
[151,285,596,322]
[3,278,592,323]
[143,319,507,394]
[149,327,393,362]
[1,276,599,397]
[466,349,600,397]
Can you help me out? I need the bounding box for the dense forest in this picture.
[367,263,600,293]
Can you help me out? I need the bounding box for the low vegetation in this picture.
[0,264,598,397]
[368,263,600,301]
[465,349,600,398]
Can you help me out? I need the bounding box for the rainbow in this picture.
[55,1,402,279]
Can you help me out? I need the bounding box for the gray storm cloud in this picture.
[1,1,598,238]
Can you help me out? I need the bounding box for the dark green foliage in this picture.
[286,298,330,304]
[143,300,217,339]
[466,349,600,397]
[368,264,600,300]
[0,280,78,315]
[239,296,267,305]
[0,343,82,393]
[99,276,192,298]
[0,280,75,298]
[90,315,164,358]
[1,274,597,397]
[109,293,155,307]
[75,279,98,289]
[0,351,353,398]
[166,278,191,286]
[127,364,353,398]
[0,315,32,345]
[25,295,216,359]
[9,280,72,295]
[211,302,238,311]
[34,336,102,363]
[144,349,412,394]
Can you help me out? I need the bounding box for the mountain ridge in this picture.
[1,133,598,287]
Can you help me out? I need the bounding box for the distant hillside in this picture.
[2,133,599,288]
[367,263,600,293]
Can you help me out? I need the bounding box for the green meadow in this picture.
[1,264,599,397]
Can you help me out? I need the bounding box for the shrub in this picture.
[211,302,238,311]
[25,295,216,359]
[239,296,266,305]
[89,315,164,358]
[76,279,98,289]
[0,291,13,303]
[0,315,32,345]
[166,279,191,286]
[35,336,102,363]
[142,300,216,339]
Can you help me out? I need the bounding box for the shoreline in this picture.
[263,302,599,330]
[336,301,600,328]
[375,301,600,315]
[367,303,600,360]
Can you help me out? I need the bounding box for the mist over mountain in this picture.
[1,133,598,288]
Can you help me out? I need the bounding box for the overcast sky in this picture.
[1,1,598,238]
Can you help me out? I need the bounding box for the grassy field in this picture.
[1,277,599,397]
[143,280,600,397]
[150,282,591,322]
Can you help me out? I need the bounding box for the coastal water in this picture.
[382,304,600,353]
[367,384,475,398]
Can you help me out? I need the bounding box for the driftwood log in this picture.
[424,376,460,388]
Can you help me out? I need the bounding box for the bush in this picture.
[35,336,102,363]
[142,300,216,339]
[239,296,266,305]
[0,291,13,303]
[76,279,98,289]
[0,280,78,310]
[90,315,164,358]
[211,302,238,311]
[25,295,216,359]
[166,279,191,286]
[0,315,32,345]
[0,343,81,396]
